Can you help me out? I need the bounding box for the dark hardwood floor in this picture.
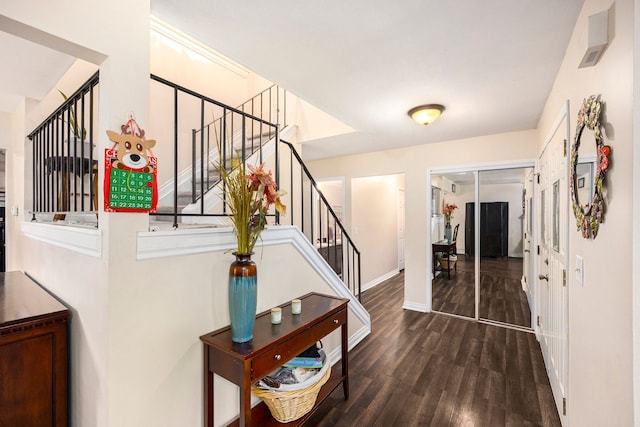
[432,256,532,328]
[305,272,560,427]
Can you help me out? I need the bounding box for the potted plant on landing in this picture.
[58,90,87,141]
[217,152,286,343]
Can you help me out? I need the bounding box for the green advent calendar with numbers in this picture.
[104,148,158,213]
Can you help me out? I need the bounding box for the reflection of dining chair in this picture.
[445,224,459,276]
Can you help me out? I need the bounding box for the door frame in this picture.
[315,176,346,242]
[426,160,536,324]
[397,188,405,271]
[535,101,570,426]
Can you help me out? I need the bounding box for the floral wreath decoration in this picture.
[569,95,611,239]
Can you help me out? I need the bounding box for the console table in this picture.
[0,272,69,427]
[432,239,457,279]
[200,292,349,427]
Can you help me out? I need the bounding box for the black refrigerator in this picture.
[465,202,509,258]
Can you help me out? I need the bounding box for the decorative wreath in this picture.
[569,95,611,239]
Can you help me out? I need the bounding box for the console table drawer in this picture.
[252,307,347,380]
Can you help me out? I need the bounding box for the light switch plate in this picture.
[575,255,584,286]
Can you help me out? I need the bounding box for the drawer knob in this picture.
[274,354,281,360]
[333,319,339,324]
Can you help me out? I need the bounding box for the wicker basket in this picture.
[438,254,457,270]
[252,363,331,423]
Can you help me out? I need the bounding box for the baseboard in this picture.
[402,301,428,313]
[327,323,371,364]
[361,269,400,293]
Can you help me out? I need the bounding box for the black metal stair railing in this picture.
[149,74,280,228]
[279,140,362,300]
[148,76,361,299]
[26,72,361,300]
[150,75,287,226]
[189,84,287,205]
[27,71,99,222]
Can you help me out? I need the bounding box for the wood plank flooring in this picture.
[305,272,560,426]
[432,256,532,328]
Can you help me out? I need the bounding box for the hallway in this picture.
[307,272,561,426]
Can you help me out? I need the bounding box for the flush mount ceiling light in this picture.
[408,104,445,125]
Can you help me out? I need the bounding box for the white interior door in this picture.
[398,189,405,270]
[523,170,534,310]
[536,105,569,425]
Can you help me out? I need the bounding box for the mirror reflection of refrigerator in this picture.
[431,214,444,242]
[431,186,444,241]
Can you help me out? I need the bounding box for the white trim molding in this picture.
[21,222,102,258]
[361,269,399,293]
[150,15,249,78]
[327,323,371,364]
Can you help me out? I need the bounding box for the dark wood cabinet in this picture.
[465,202,509,258]
[0,272,69,427]
[200,293,349,427]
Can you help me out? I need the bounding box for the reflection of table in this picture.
[432,239,456,279]
[200,293,349,427]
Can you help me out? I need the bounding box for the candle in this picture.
[291,299,302,315]
[271,307,282,324]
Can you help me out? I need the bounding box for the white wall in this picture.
[0,113,8,192]
[1,1,151,426]
[634,0,640,422]
[536,0,634,424]
[293,97,355,143]
[307,129,538,310]
[21,230,365,427]
[351,174,404,288]
[0,113,9,150]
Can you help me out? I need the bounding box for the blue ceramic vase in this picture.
[444,222,452,241]
[228,252,257,343]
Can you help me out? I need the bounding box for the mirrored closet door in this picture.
[431,166,535,330]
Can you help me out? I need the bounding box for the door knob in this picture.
[524,249,530,253]
[539,274,549,281]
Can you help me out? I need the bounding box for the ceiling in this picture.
[0,1,584,162]
[150,0,584,160]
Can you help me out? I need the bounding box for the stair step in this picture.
[153,205,188,222]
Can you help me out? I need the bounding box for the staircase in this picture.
[151,75,284,225]
[148,74,361,300]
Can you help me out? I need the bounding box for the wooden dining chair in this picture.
[446,224,460,276]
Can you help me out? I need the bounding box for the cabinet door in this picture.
[0,332,54,426]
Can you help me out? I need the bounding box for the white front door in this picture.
[536,105,569,425]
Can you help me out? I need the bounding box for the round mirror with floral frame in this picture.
[570,95,611,239]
